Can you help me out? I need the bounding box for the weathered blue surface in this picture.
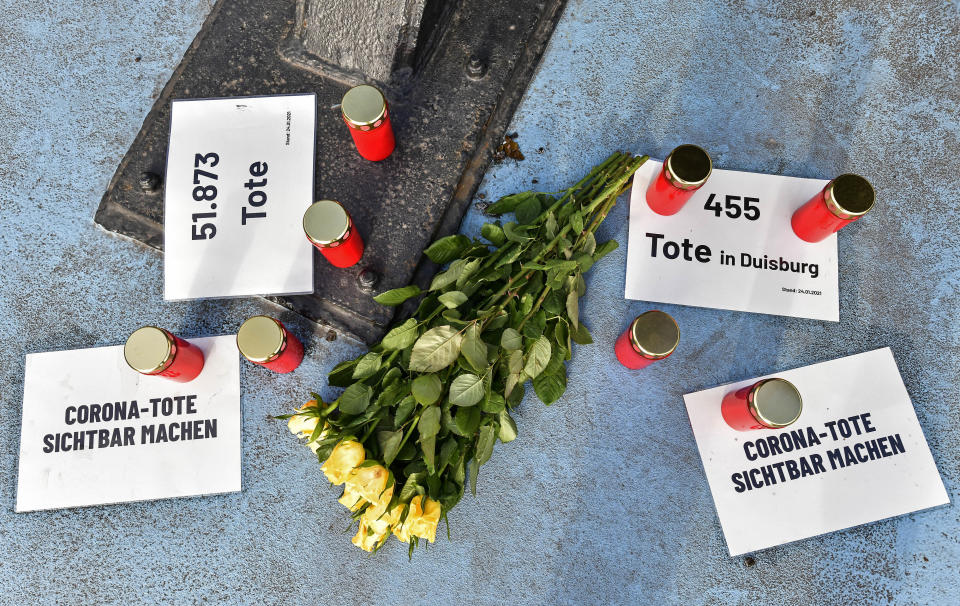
[1,0,958,604]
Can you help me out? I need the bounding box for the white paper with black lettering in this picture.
[683,348,948,556]
[15,336,241,512]
[164,94,316,300]
[626,161,839,321]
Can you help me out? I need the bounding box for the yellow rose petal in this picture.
[344,463,388,503]
[338,484,366,511]
[321,440,365,485]
[410,496,441,543]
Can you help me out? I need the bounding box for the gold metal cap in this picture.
[341,85,387,127]
[629,310,680,359]
[825,173,875,219]
[237,315,286,363]
[665,144,712,190]
[124,326,174,374]
[303,200,351,246]
[749,378,803,429]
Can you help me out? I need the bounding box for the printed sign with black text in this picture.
[164,93,316,300]
[15,336,241,512]
[683,348,948,556]
[626,161,839,321]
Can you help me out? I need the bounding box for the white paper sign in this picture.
[15,336,241,512]
[683,348,949,556]
[164,94,316,300]
[626,161,839,321]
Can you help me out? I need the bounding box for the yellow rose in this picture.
[344,463,389,503]
[287,400,319,439]
[321,440,365,485]
[352,503,400,552]
[338,483,366,511]
[394,495,441,543]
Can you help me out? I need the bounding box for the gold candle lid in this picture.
[824,173,875,219]
[341,85,387,128]
[124,326,175,374]
[748,378,803,428]
[665,144,712,190]
[629,310,680,359]
[237,315,286,363]
[303,200,351,246]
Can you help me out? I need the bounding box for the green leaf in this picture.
[481,222,506,246]
[543,291,565,316]
[455,405,482,435]
[514,196,541,225]
[352,352,382,379]
[381,318,419,350]
[575,253,594,273]
[378,430,403,465]
[571,322,593,345]
[523,336,552,379]
[398,472,424,502]
[508,349,524,373]
[506,382,525,407]
[503,222,533,242]
[486,191,535,215]
[486,312,509,331]
[395,395,416,427]
[455,258,482,289]
[411,374,442,405]
[328,359,358,387]
[495,243,526,268]
[593,239,619,262]
[566,290,579,329]
[429,259,466,291]
[424,234,471,264]
[501,328,523,350]
[571,211,584,234]
[522,311,547,339]
[438,291,468,309]
[449,373,485,407]
[339,383,373,415]
[373,285,422,306]
[437,438,458,475]
[480,391,506,414]
[420,435,436,474]
[469,456,480,496]
[418,406,441,439]
[545,211,558,238]
[476,424,496,466]
[461,325,488,371]
[533,370,567,405]
[580,231,597,256]
[498,410,518,442]
[409,326,463,372]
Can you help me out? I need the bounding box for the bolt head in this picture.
[357,267,379,292]
[138,171,161,193]
[466,55,487,79]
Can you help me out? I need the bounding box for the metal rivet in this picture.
[325,330,337,342]
[357,267,379,292]
[138,171,161,193]
[466,55,487,80]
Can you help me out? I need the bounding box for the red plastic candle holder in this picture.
[614,310,680,370]
[721,378,803,431]
[237,315,304,373]
[303,199,365,268]
[124,326,204,382]
[341,84,395,161]
[646,144,713,216]
[791,174,875,243]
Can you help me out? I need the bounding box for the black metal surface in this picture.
[95,0,566,344]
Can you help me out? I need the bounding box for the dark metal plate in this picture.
[95,0,566,343]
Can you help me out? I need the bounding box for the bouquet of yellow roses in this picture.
[280,152,647,554]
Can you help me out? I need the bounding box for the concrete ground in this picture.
[1,0,959,604]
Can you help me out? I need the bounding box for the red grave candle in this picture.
[721,378,803,431]
[646,144,713,216]
[303,199,365,268]
[614,310,680,370]
[341,84,395,161]
[124,326,204,382]
[791,174,875,243]
[236,315,304,373]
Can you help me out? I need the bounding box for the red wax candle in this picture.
[614,310,680,370]
[124,326,204,382]
[341,84,395,161]
[721,378,803,431]
[303,199,365,268]
[646,144,712,216]
[237,315,304,373]
[791,173,875,243]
